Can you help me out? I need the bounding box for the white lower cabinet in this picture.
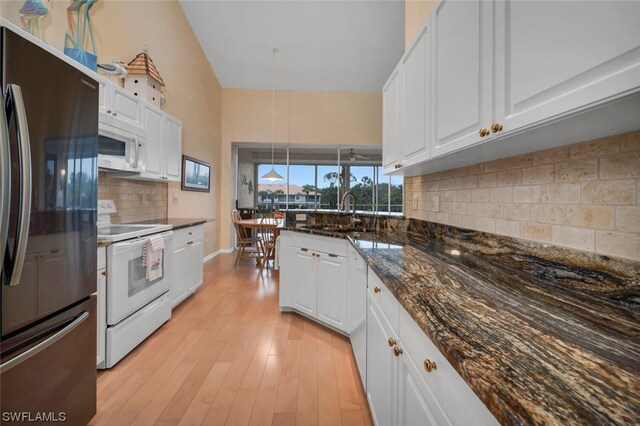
[281,232,499,425]
[348,246,368,387]
[397,346,448,426]
[170,225,204,309]
[367,268,498,426]
[366,292,398,426]
[316,253,348,331]
[291,248,317,317]
[280,232,348,333]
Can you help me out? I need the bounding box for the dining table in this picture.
[235,218,285,266]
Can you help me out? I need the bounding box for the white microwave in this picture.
[98,121,146,172]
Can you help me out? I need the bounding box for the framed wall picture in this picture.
[181,155,211,192]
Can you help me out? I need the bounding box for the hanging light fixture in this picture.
[261,47,284,182]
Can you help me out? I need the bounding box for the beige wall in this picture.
[404,132,640,261]
[1,1,223,257]
[220,89,382,248]
[405,1,436,48]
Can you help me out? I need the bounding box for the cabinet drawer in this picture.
[398,306,498,426]
[97,247,106,270]
[292,232,348,257]
[173,224,204,246]
[368,269,400,332]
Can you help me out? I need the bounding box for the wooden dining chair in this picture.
[232,209,264,267]
[258,211,284,269]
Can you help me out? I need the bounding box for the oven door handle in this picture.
[4,85,32,287]
[0,311,89,374]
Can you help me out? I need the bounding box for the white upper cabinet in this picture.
[494,0,640,131]
[98,78,110,115]
[431,0,494,158]
[143,105,164,178]
[164,115,183,182]
[384,0,640,175]
[99,76,182,183]
[383,65,402,173]
[400,22,430,167]
[133,104,182,182]
[110,85,143,128]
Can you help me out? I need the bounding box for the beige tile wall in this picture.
[98,172,168,224]
[404,131,640,261]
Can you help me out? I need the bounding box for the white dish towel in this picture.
[143,234,165,281]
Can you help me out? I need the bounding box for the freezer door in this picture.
[1,27,98,335]
[0,296,96,425]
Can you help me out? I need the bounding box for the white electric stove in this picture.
[97,200,174,369]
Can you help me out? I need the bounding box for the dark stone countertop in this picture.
[281,225,640,425]
[133,218,209,231]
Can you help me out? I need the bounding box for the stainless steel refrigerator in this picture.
[1,26,97,424]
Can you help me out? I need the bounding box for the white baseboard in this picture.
[203,248,234,263]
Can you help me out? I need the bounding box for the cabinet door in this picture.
[142,105,165,179]
[495,1,640,132]
[112,85,143,128]
[278,235,295,308]
[348,248,368,388]
[397,349,451,426]
[189,238,204,293]
[164,116,182,182]
[383,65,401,173]
[170,241,190,309]
[98,78,110,115]
[431,0,494,158]
[367,295,397,426]
[401,23,430,167]
[96,269,106,368]
[292,248,317,317]
[316,253,347,332]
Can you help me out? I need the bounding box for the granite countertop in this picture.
[133,218,209,230]
[97,218,209,247]
[282,225,640,425]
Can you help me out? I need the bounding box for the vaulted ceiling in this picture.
[180,1,405,93]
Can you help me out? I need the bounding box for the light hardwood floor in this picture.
[91,253,372,425]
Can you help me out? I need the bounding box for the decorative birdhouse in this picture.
[124,49,165,108]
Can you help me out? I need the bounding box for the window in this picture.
[242,145,403,214]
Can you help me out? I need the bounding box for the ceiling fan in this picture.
[347,149,370,161]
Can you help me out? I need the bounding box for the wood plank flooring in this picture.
[90,253,372,426]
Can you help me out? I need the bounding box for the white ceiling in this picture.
[179,0,405,93]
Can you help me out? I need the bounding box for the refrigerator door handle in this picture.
[5,85,32,287]
[0,311,89,374]
[0,90,10,274]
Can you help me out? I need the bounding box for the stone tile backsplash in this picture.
[404,131,640,261]
[98,172,168,223]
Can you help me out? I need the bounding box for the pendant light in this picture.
[261,47,284,182]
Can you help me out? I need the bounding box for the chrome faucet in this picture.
[340,191,361,227]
